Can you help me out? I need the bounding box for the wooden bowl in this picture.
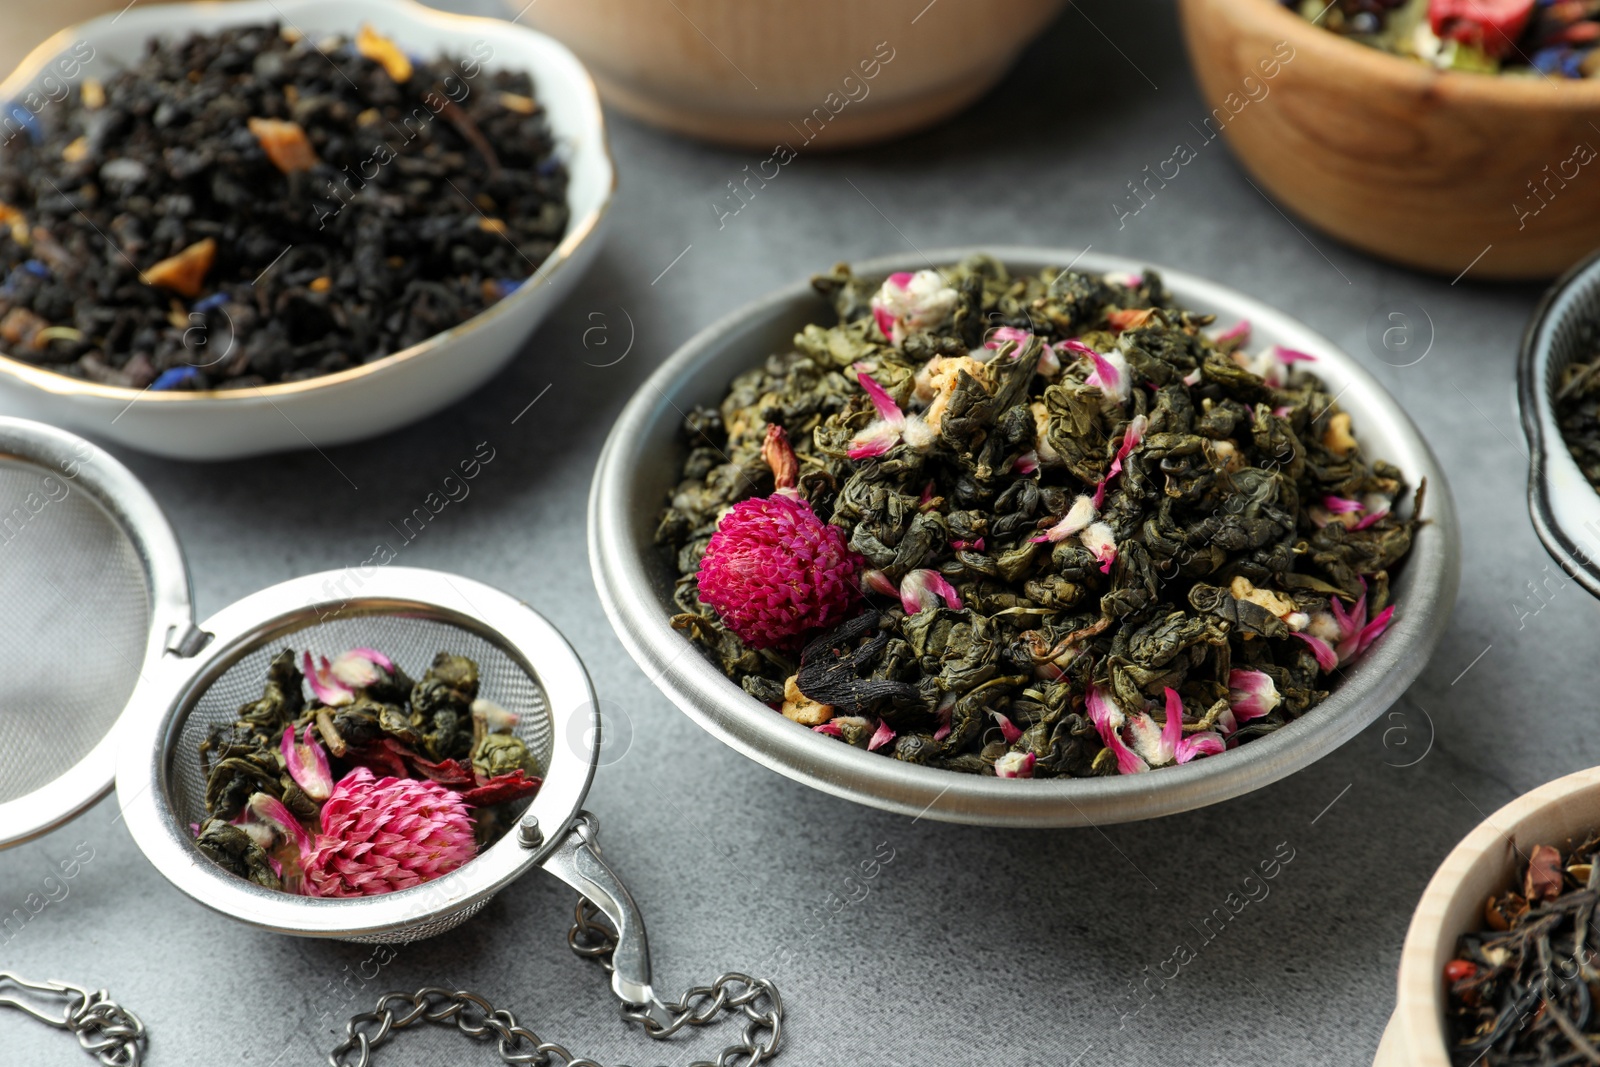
[1375,766,1600,1065]
[1178,0,1600,280]
[513,0,1067,150]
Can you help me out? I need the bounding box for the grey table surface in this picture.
[0,0,1574,1064]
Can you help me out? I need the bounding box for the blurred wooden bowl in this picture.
[513,0,1067,150]
[1179,0,1600,280]
[1374,766,1600,1065]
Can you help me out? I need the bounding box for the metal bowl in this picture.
[589,248,1461,827]
[0,0,614,460]
[1520,248,1600,597]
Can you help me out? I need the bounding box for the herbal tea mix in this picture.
[658,256,1420,779]
[1444,834,1600,1065]
[1556,345,1600,492]
[1286,0,1600,77]
[196,648,541,896]
[0,23,568,389]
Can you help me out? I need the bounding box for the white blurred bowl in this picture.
[0,0,613,459]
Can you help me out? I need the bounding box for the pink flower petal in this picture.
[1216,319,1251,344]
[1013,450,1039,475]
[1176,732,1225,763]
[1088,684,1146,773]
[1108,729,1149,775]
[1036,495,1097,544]
[1356,605,1395,657]
[1094,415,1148,507]
[887,271,915,288]
[1081,521,1117,573]
[995,751,1036,778]
[247,791,312,855]
[847,420,901,460]
[1216,708,1240,738]
[1292,632,1339,672]
[1274,346,1318,364]
[347,647,394,672]
[1321,495,1364,514]
[302,651,354,707]
[863,569,898,597]
[1072,343,1128,400]
[900,569,963,614]
[1227,669,1281,722]
[852,364,905,424]
[933,705,953,742]
[1351,509,1389,531]
[872,306,895,340]
[984,327,1032,357]
[1161,687,1185,760]
[812,721,844,738]
[951,537,986,552]
[992,711,1024,744]
[1272,405,1293,418]
[283,723,334,801]
[867,719,896,751]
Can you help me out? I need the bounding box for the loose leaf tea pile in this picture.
[657,256,1420,779]
[1286,0,1600,78]
[196,648,541,897]
[0,23,568,389]
[1445,834,1600,1065]
[1556,346,1600,490]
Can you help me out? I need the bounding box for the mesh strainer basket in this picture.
[0,416,665,1011]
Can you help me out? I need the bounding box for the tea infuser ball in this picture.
[0,416,787,1066]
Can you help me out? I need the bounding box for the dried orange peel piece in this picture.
[0,203,28,245]
[248,117,319,174]
[141,238,217,298]
[357,25,413,83]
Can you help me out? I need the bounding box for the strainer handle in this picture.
[537,811,658,1010]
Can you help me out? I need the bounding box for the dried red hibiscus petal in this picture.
[345,741,409,780]
[345,738,476,787]
[461,771,542,806]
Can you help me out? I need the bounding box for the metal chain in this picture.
[329,897,783,1067]
[0,973,146,1067]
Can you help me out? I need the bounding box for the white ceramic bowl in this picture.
[1378,766,1600,1065]
[0,0,613,459]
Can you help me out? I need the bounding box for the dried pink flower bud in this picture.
[303,767,476,898]
[697,494,861,649]
[282,723,333,801]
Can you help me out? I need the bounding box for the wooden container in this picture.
[1375,766,1600,1065]
[513,0,1067,150]
[1179,0,1600,280]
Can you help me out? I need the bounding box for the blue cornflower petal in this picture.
[150,366,202,391]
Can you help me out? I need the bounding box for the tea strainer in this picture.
[0,417,785,1067]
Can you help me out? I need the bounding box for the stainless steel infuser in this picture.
[0,417,784,1066]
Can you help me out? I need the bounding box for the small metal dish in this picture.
[0,0,614,460]
[1519,247,1600,597]
[588,247,1462,827]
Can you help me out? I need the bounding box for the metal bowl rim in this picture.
[1518,245,1600,598]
